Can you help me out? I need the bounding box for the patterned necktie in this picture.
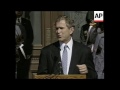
[62,45,68,75]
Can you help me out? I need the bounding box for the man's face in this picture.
[15,11,23,17]
[90,20,96,26]
[55,20,74,43]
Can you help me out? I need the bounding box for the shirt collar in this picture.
[59,37,73,50]
[16,17,22,23]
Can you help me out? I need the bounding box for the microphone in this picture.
[43,60,63,79]
[58,61,62,74]
[43,48,62,79]
[48,61,62,79]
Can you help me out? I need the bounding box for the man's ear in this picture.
[70,27,74,34]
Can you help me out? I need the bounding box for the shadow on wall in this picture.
[64,11,88,42]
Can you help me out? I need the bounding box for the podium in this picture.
[33,74,86,79]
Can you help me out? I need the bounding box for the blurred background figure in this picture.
[93,22,104,79]
[80,11,101,52]
[15,11,33,79]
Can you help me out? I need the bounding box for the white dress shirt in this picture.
[16,17,22,23]
[59,37,73,74]
[15,24,21,38]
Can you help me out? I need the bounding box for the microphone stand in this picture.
[53,61,62,79]
[43,61,62,79]
[43,48,62,79]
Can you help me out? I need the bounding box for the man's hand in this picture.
[76,64,88,74]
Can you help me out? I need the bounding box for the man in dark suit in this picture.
[80,19,101,52]
[80,11,94,45]
[37,15,97,79]
[15,11,33,79]
[80,11,101,53]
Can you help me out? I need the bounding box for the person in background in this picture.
[37,15,97,79]
[80,11,101,52]
[93,22,104,79]
[15,11,33,79]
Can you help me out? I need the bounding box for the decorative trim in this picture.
[33,44,43,50]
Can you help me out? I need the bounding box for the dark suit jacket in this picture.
[80,23,101,46]
[16,18,33,79]
[80,24,89,45]
[21,18,33,55]
[37,40,97,79]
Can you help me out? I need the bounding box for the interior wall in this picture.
[64,11,88,42]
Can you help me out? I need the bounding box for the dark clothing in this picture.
[16,18,33,79]
[37,40,97,79]
[80,24,89,45]
[80,24,101,52]
[21,18,33,55]
[80,24,101,45]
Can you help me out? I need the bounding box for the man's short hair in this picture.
[55,15,75,28]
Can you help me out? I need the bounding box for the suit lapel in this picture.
[68,41,79,74]
[89,27,95,40]
[52,41,63,74]
[21,18,27,26]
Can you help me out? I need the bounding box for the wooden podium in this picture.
[33,74,86,79]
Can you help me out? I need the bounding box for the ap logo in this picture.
[94,11,104,22]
